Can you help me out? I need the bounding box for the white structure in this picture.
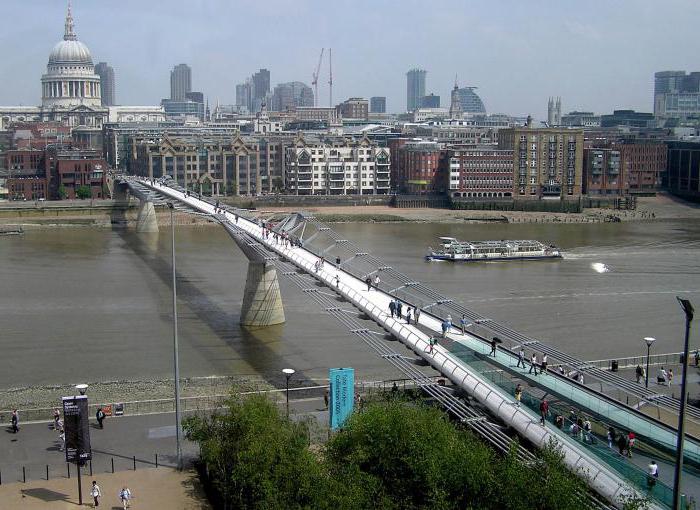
[0,2,107,131]
[108,106,166,123]
[412,108,449,122]
[285,135,390,195]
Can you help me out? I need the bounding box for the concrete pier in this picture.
[240,261,285,327]
[136,200,159,233]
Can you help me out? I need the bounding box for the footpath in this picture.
[0,467,209,509]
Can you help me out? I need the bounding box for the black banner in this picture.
[62,395,92,464]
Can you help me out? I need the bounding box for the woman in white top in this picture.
[90,481,101,507]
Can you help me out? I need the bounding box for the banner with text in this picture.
[329,367,354,430]
[62,395,92,464]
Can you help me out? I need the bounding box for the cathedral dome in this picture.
[47,1,93,66]
[48,39,93,65]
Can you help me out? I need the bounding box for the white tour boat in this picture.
[426,237,562,262]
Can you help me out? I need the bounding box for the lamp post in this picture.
[73,384,88,505]
[672,297,694,510]
[282,368,295,418]
[644,337,656,389]
[168,202,182,470]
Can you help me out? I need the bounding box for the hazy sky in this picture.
[1,0,698,119]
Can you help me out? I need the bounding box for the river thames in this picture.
[1,219,698,388]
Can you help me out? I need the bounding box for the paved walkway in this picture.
[0,398,328,485]
[0,467,209,509]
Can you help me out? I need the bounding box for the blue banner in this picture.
[329,367,354,430]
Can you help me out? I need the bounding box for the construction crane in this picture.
[328,48,333,108]
[312,48,324,107]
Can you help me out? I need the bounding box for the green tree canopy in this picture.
[76,185,92,199]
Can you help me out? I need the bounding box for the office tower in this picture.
[654,70,700,119]
[370,96,386,113]
[170,64,192,101]
[252,69,270,112]
[406,69,426,112]
[95,62,115,106]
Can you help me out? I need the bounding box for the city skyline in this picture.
[0,0,698,118]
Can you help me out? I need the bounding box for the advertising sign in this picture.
[62,395,92,464]
[329,367,354,430]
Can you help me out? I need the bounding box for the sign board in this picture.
[101,404,112,417]
[114,403,124,416]
[329,367,354,430]
[62,395,91,464]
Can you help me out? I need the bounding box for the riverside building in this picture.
[498,120,584,199]
[285,135,390,195]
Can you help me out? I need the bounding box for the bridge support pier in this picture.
[136,199,159,233]
[240,261,285,327]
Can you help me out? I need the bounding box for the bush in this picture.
[185,394,598,510]
[76,185,92,199]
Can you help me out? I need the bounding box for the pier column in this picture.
[240,261,285,327]
[136,199,159,233]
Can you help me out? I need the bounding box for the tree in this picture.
[183,394,322,510]
[76,185,92,199]
[57,184,67,200]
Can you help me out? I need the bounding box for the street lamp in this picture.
[167,202,182,470]
[644,337,656,389]
[282,368,295,418]
[75,384,88,396]
[672,297,694,510]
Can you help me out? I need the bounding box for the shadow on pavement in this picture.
[21,488,71,503]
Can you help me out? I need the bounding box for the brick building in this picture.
[3,149,48,200]
[336,98,369,121]
[442,147,514,198]
[394,140,442,194]
[583,142,667,195]
[498,122,584,199]
[45,147,107,199]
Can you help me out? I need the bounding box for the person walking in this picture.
[514,384,523,407]
[607,426,616,449]
[489,337,497,357]
[395,300,403,320]
[441,319,449,339]
[617,432,628,456]
[96,407,106,429]
[647,461,659,490]
[460,314,468,334]
[90,480,102,508]
[11,409,19,433]
[635,365,644,384]
[365,276,372,291]
[583,419,592,443]
[529,354,539,376]
[334,275,340,288]
[668,368,673,387]
[539,398,549,426]
[373,274,381,289]
[627,431,636,457]
[516,348,526,369]
[657,366,668,385]
[323,390,329,410]
[405,307,412,324]
[541,354,548,373]
[414,307,421,325]
[53,408,61,430]
[388,300,396,318]
[446,314,452,332]
[119,486,132,509]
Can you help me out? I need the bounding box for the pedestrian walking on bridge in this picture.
[539,398,549,426]
[529,354,539,376]
[388,300,396,318]
[460,314,468,334]
[635,364,644,384]
[365,276,372,291]
[96,407,106,429]
[396,300,403,319]
[405,307,412,324]
[514,384,523,407]
[489,337,497,357]
[516,348,526,368]
[414,307,421,324]
[441,320,449,338]
[373,274,381,289]
[11,409,19,433]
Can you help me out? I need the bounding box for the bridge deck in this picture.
[135,178,685,508]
